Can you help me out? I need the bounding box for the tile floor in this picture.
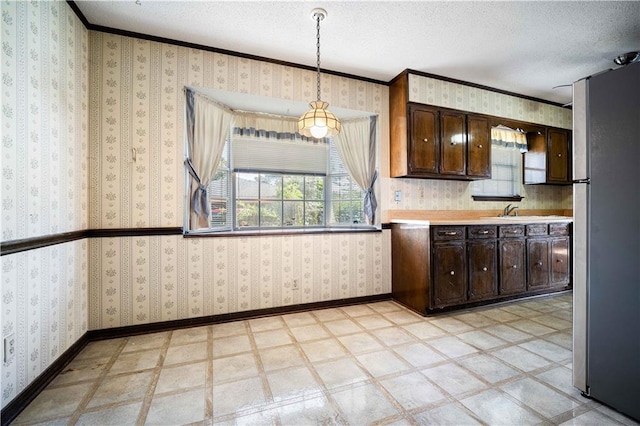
[12,293,639,425]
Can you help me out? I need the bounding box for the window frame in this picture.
[188,133,376,235]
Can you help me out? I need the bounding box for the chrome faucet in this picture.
[502,204,519,217]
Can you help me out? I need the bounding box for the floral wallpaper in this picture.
[88,32,387,229]
[1,0,575,412]
[1,1,89,410]
[87,32,392,330]
[89,232,390,329]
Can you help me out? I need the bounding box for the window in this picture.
[329,141,365,225]
[235,173,325,228]
[472,126,527,200]
[206,129,367,231]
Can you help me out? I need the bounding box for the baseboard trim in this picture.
[0,333,91,426]
[87,293,392,340]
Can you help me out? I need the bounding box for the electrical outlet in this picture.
[4,334,15,363]
[292,279,299,290]
[394,190,402,202]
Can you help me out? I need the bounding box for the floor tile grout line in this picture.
[134,330,173,425]
[65,337,130,425]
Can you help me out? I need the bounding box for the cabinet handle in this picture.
[423,138,429,142]
[479,230,489,235]
[482,267,488,272]
[443,231,458,236]
[450,271,455,276]
[506,230,521,234]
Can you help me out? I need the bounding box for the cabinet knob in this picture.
[423,138,429,142]
[450,271,455,276]
[450,142,456,145]
[537,261,543,266]
[557,259,564,263]
[482,267,488,272]
[478,144,483,148]
[512,265,518,269]
[557,153,562,157]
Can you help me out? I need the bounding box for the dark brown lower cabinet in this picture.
[391,222,572,315]
[499,239,526,294]
[527,238,550,290]
[550,237,570,286]
[432,242,467,308]
[468,240,497,301]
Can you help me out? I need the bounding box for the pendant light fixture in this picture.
[298,8,341,139]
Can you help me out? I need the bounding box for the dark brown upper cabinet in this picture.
[467,115,492,178]
[390,74,491,180]
[524,128,572,185]
[391,102,491,180]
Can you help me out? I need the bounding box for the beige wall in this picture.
[87,32,392,330]
[1,1,574,410]
[1,2,89,410]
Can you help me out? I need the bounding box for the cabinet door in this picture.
[550,237,570,286]
[468,240,497,301]
[499,239,526,294]
[467,115,491,178]
[527,238,550,290]
[440,111,466,175]
[432,242,467,308]
[409,107,439,174]
[547,129,570,183]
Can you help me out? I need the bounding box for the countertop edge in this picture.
[391,217,573,226]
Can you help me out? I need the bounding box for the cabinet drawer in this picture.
[433,226,465,241]
[549,223,570,236]
[526,224,548,236]
[499,225,525,238]
[468,226,497,239]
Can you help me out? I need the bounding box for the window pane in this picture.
[305,202,324,225]
[260,174,282,200]
[282,176,304,200]
[236,200,259,227]
[260,201,282,227]
[237,173,259,198]
[331,176,348,200]
[305,176,324,201]
[210,201,228,227]
[283,201,303,226]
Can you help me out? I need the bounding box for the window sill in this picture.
[183,226,381,238]
[472,195,524,202]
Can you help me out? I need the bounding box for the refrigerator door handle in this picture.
[573,178,591,184]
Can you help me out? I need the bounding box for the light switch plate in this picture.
[394,190,402,202]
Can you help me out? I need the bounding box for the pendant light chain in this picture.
[315,13,322,102]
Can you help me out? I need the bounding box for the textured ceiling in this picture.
[74,1,640,105]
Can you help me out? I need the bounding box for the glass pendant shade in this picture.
[298,100,341,139]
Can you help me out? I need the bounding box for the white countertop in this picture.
[391,216,573,226]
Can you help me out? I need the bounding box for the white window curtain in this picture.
[332,116,378,224]
[185,88,234,230]
[491,125,528,152]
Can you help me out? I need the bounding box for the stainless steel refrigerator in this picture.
[572,62,640,421]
